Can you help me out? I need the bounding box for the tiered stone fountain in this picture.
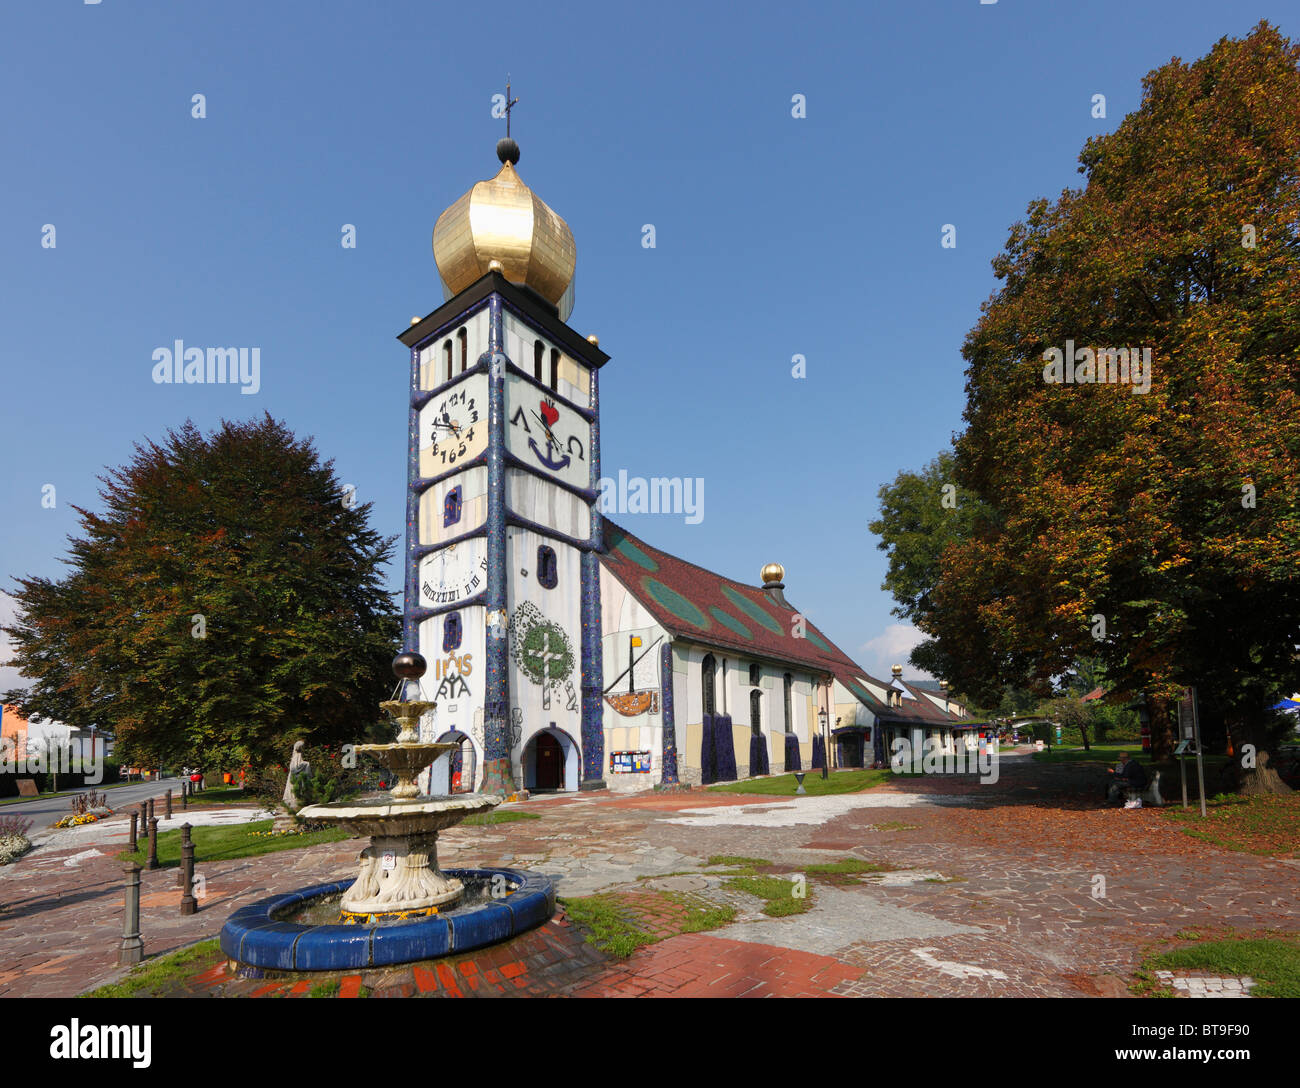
[219,653,555,974]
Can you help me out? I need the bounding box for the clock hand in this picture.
[530,411,560,451]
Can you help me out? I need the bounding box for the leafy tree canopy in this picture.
[2,415,400,770]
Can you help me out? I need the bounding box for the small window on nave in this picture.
[749,663,760,687]
[702,654,717,717]
[783,672,794,731]
[750,689,762,736]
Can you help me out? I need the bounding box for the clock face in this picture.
[504,375,591,491]
[419,538,488,607]
[419,375,488,478]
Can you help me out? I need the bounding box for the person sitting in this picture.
[1106,752,1148,803]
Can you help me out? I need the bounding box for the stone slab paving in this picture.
[1,761,1295,998]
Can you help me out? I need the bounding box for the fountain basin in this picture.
[219,867,555,974]
[298,793,500,922]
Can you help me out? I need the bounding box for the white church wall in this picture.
[597,565,668,792]
[506,469,590,540]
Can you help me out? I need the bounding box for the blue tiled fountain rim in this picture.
[219,867,555,972]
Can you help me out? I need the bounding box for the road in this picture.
[2,777,183,829]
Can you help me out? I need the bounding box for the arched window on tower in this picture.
[458,327,468,372]
[534,340,545,383]
[750,688,762,737]
[749,663,760,687]
[701,654,716,718]
[444,339,453,384]
[442,612,462,652]
[536,544,558,589]
[443,485,463,528]
[549,348,560,391]
[783,672,794,734]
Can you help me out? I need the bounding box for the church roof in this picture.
[599,520,964,726]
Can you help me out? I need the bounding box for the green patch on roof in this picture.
[848,681,878,705]
[709,607,752,640]
[644,577,710,629]
[804,628,832,652]
[719,585,784,636]
[610,531,659,572]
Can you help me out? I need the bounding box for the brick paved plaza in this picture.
[1,752,1295,999]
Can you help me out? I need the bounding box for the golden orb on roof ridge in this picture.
[760,563,785,585]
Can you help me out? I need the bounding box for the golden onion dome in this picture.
[432,140,576,321]
[760,563,785,585]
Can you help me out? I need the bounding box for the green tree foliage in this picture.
[920,23,1299,788]
[2,416,400,771]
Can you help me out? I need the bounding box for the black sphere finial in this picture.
[392,651,427,680]
[497,137,520,165]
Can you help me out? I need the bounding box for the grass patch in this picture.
[81,939,221,998]
[562,890,738,958]
[665,893,737,933]
[1161,794,1300,858]
[1136,933,1300,998]
[872,821,919,831]
[706,768,894,796]
[184,787,260,805]
[559,894,659,959]
[307,980,340,998]
[706,854,771,867]
[461,809,542,826]
[803,858,884,875]
[722,874,813,916]
[120,819,351,867]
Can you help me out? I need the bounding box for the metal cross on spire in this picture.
[504,77,519,138]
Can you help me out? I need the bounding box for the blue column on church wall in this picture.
[481,292,516,794]
[579,366,606,786]
[403,346,421,654]
[659,642,679,786]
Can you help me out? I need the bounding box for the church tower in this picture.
[397,131,609,796]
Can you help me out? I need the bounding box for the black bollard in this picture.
[165,788,173,821]
[119,863,144,966]
[128,811,139,853]
[181,780,188,809]
[146,816,159,871]
[180,824,197,916]
[147,797,156,823]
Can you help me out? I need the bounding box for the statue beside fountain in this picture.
[298,651,498,925]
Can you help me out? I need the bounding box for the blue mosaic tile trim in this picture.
[659,641,679,784]
[580,365,605,783]
[482,293,513,777]
[404,344,420,650]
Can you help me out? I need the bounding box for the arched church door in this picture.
[535,732,563,790]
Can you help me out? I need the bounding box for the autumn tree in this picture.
[925,22,1300,791]
[1,416,400,771]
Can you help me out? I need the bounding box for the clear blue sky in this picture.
[1,1,1292,689]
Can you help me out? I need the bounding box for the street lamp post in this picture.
[818,707,830,780]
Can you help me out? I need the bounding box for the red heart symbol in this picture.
[540,401,559,426]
